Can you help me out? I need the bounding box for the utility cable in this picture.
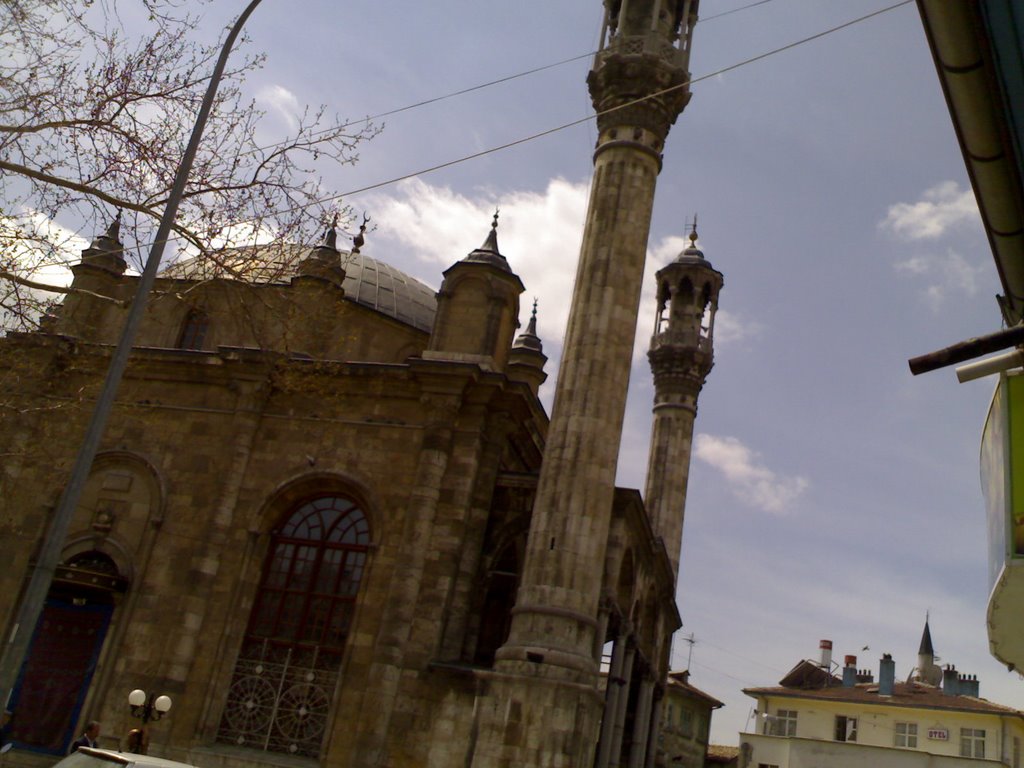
[243,0,780,159]
[28,0,913,266]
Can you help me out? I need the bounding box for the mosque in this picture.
[0,1,722,766]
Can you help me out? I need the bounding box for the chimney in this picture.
[842,655,857,687]
[856,668,874,684]
[879,654,895,696]
[942,665,960,696]
[819,639,833,670]
[958,673,980,697]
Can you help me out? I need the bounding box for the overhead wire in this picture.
[48,0,914,264]
[242,0,779,159]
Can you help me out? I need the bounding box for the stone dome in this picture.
[162,244,437,333]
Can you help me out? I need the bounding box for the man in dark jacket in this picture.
[70,721,100,752]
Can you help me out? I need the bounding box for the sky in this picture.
[34,0,1024,746]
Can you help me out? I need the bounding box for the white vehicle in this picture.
[52,748,200,768]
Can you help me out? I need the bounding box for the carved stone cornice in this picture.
[587,53,691,139]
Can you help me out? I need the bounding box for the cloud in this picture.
[880,181,979,241]
[693,433,809,513]
[368,179,759,371]
[893,248,985,310]
[257,84,301,133]
[366,176,588,349]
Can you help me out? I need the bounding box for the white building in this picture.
[740,626,1024,767]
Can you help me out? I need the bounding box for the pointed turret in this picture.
[79,214,127,275]
[509,299,548,396]
[644,220,723,577]
[426,212,523,371]
[294,215,346,287]
[916,615,942,685]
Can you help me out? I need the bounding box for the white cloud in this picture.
[894,248,985,310]
[366,176,588,353]
[257,84,301,133]
[881,181,979,241]
[693,433,809,514]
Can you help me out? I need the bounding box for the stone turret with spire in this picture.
[61,214,130,339]
[294,214,347,288]
[644,218,722,577]
[508,299,548,396]
[425,211,523,372]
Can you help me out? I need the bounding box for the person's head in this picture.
[85,721,100,740]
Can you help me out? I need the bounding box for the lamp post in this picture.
[127,690,172,754]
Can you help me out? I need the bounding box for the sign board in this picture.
[981,373,1024,592]
[927,728,949,741]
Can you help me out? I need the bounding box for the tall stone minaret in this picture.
[644,222,722,578]
[474,3,699,766]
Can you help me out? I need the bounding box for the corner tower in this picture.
[644,223,722,577]
[474,2,700,766]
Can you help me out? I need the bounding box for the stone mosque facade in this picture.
[0,2,723,767]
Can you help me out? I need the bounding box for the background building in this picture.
[740,627,1024,767]
[657,670,723,767]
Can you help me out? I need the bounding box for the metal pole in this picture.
[0,0,265,710]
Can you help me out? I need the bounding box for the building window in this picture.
[834,715,857,742]
[961,728,985,759]
[177,309,209,350]
[767,709,797,737]
[217,495,370,757]
[679,707,693,738]
[758,764,780,768]
[895,722,917,748]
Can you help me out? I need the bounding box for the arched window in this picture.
[218,496,370,757]
[176,309,209,350]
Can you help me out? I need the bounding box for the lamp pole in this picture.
[127,689,172,754]
[0,0,265,712]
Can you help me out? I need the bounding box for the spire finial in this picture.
[352,212,370,254]
[319,212,339,251]
[526,297,539,335]
[689,213,698,248]
[103,210,123,244]
[492,208,500,231]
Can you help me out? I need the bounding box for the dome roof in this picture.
[161,243,437,333]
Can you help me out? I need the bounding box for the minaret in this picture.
[644,221,722,577]
[494,0,700,695]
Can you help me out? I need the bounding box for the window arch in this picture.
[218,495,370,757]
[176,309,209,350]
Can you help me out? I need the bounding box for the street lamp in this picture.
[127,690,172,754]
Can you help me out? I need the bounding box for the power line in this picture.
[244,0,780,159]
[30,0,914,265]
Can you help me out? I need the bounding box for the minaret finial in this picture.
[492,208,500,231]
[689,213,698,248]
[319,212,339,251]
[352,212,370,254]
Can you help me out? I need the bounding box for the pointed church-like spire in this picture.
[463,209,511,272]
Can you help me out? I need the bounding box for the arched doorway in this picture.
[7,551,126,754]
[217,495,370,757]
